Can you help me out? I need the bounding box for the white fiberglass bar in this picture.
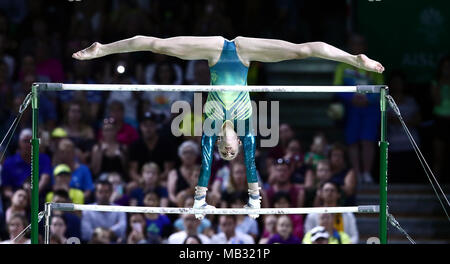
[34,83,385,93]
[49,203,379,215]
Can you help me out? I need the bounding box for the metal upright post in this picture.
[379,86,388,244]
[31,84,40,244]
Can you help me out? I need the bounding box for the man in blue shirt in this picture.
[1,128,52,201]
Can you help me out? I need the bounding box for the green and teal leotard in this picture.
[197,39,258,187]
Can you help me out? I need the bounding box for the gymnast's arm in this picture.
[234,36,385,73]
[72,35,224,65]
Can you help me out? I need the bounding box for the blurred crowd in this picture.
[0,0,448,244]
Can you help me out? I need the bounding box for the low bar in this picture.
[49,203,380,215]
[34,83,385,93]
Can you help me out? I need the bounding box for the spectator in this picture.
[0,214,30,244]
[304,159,333,207]
[228,192,259,240]
[431,55,450,182]
[167,140,200,207]
[267,215,301,244]
[303,213,351,244]
[304,181,359,244]
[302,226,329,244]
[101,100,139,146]
[142,191,172,243]
[91,117,128,178]
[183,235,203,244]
[106,172,129,206]
[173,197,213,237]
[45,164,84,205]
[126,213,148,244]
[272,191,303,240]
[265,158,305,208]
[129,162,169,207]
[258,215,277,244]
[49,215,67,244]
[128,111,176,184]
[5,189,28,223]
[304,133,329,170]
[333,33,384,184]
[89,227,117,244]
[51,190,81,239]
[211,215,254,244]
[61,100,96,162]
[168,213,211,244]
[1,128,52,200]
[328,143,356,205]
[387,70,421,183]
[283,138,313,185]
[266,123,295,173]
[81,180,127,242]
[52,138,94,199]
[142,61,185,119]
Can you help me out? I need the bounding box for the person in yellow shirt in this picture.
[46,164,84,204]
[303,213,351,244]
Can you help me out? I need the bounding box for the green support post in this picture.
[31,84,40,244]
[379,87,388,244]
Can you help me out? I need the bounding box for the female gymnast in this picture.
[73,35,384,219]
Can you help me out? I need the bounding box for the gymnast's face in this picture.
[218,124,241,160]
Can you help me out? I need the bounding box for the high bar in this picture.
[34,83,386,93]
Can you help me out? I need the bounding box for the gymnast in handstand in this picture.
[73,35,384,219]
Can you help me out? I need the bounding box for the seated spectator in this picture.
[143,191,172,242]
[228,192,259,240]
[329,143,357,205]
[61,100,96,163]
[91,117,128,178]
[302,226,329,244]
[258,215,277,244]
[173,197,213,237]
[81,180,127,242]
[100,100,139,146]
[272,191,303,239]
[303,213,351,244]
[126,213,148,244]
[304,181,359,244]
[167,140,200,207]
[45,164,84,204]
[5,189,28,223]
[265,158,305,208]
[50,215,67,244]
[0,214,30,244]
[267,215,301,244]
[52,138,94,199]
[304,133,329,170]
[304,160,333,207]
[129,162,169,207]
[51,190,81,239]
[183,235,203,244]
[89,227,118,244]
[211,215,254,244]
[128,111,176,184]
[283,138,313,185]
[106,172,130,206]
[168,214,211,244]
[1,128,52,200]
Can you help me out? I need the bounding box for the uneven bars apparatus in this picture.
[30,83,389,244]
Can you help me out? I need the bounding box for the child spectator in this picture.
[272,191,303,239]
[0,214,30,244]
[211,215,254,244]
[143,191,172,242]
[50,215,67,244]
[5,189,28,223]
[258,215,277,244]
[267,215,301,244]
[129,162,169,207]
[126,213,148,244]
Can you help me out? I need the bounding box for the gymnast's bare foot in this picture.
[72,42,102,60]
[356,54,385,73]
